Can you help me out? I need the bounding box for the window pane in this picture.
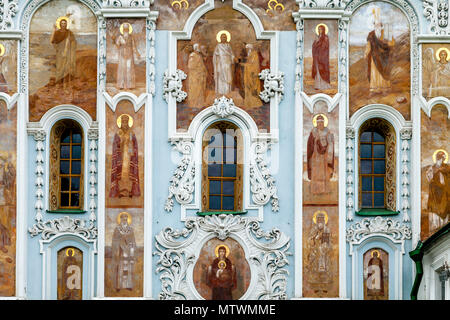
[374,160,386,174]
[208,147,222,163]
[361,160,372,174]
[360,144,372,158]
[373,132,384,142]
[374,177,384,191]
[222,196,234,210]
[61,131,71,143]
[72,133,82,143]
[374,193,384,207]
[223,164,236,177]
[72,145,82,159]
[60,160,70,174]
[71,177,80,191]
[224,133,235,147]
[360,131,372,142]
[60,145,70,159]
[207,132,222,147]
[362,192,372,207]
[61,192,70,206]
[61,177,70,191]
[223,181,234,195]
[71,161,81,174]
[209,180,221,195]
[224,148,235,164]
[373,145,385,158]
[361,177,372,191]
[209,196,221,210]
[208,164,221,177]
[71,193,80,207]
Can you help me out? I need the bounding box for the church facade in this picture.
[0,0,448,300]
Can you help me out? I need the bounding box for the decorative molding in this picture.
[259,69,285,103]
[147,15,157,96]
[164,140,195,212]
[338,19,348,94]
[400,128,412,222]
[163,69,187,103]
[101,0,152,7]
[250,140,279,212]
[211,96,236,118]
[346,126,355,221]
[298,0,349,8]
[154,214,290,300]
[98,16,107,89]
[27,129,46,223]
[0,0,18,31]
[422,0,450,35]
[88,128,99,222]
[28,216,98,241]
[293,15,303,93]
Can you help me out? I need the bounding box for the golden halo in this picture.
[218,260,227,269]
[117,211,132,225]
[171,0,189,9]
[56,16,70,30]
[116,114,134,128]
[371,249,381,258]
[315,23,329,36]
[120,22,133,35]
[65,248,75,257]
[436,47,450,62]
[432,149,449,164]
[0,44,5,57]
[312,113,328,128]
[214,244,230,258]
[216,30,231,43]
[312,210,328,225]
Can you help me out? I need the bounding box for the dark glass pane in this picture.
[374,160,386,174]
[71,177,80,191]
[71,193,80,207]
[61,192,70,206]
[72,133,82,143]
[360,144,372,158]
[361,177,372,191]
[374,177,384,191]
[60,145,70,159]
[362,192,372,207]
[72,146,82,159]
[222,196,234,210]
[60,160,70,174]
[61,131,71,143]
[361,160,372,174]
[373,132,384,142]
[373,145,385,158]
[209,196,221,210]
[208,164,221,177]
[374,193,384,207]
[61,177,70,191]
[360,131,372,142]
[208,147,222,163]
[223,181,234,195]
[223,164,236,177]
[71,161,81,174]
[209,180,221,195]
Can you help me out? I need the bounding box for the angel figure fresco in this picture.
[423,47,450,98]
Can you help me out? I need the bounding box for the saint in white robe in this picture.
[213,43,234,95]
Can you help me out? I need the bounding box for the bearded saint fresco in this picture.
[312,24,331,90]
[307,114,335,195]
[207,245,237,300]
[187,43,207,107]
[242,43,261,108]
[109,114,140,198]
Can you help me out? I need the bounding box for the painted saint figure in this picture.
[112,212,136,291]
[307,114,334,194]
[60,248,82,300]
[109,114,140,198]
[426,150,450,232]
[115,23,139,90]
[312,24,331,90]
[207,245,237,300]
[364,7,395,95]
[0,44,8,93]
[428,48,450,98]
[306,211,331,295]
[213,31,235,96]
[50,17,77,91]
[366,250,385,299]
[242,43,262,108]
[187,43,207,107]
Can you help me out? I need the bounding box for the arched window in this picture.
[201,121,243,212]
[359,118,396,211]
[49,120,84,211]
